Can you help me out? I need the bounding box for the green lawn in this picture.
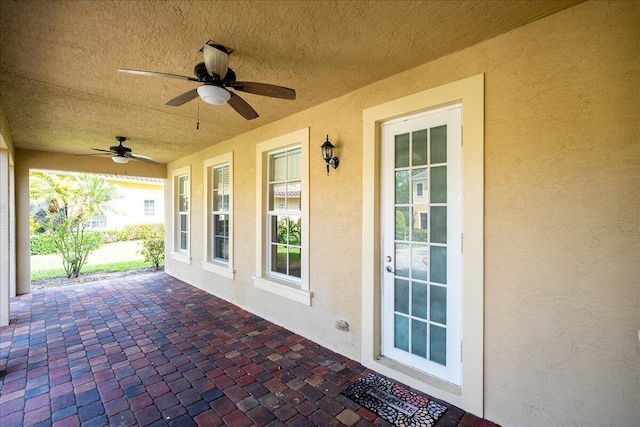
[31,260,159,281]
[30,240,163,281]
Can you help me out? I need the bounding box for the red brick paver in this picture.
[0,272,499,426]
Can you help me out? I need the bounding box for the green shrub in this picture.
[104,223,164,243]
[30,231,104,256]
[30,234,58,255]
[141,238,165,270]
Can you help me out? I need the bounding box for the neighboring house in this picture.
[30,171,165,232]
[0,3,638,427]
[89,174,165,231]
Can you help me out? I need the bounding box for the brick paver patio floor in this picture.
[0,272,498,427]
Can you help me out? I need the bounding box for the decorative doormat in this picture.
[341,373,447,427]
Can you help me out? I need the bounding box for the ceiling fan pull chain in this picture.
[196,100,200,130]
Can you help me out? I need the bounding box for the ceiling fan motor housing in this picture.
[197,85,231,105]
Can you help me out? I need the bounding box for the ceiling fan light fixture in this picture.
[112,155,130,164]
[197,85,230,105]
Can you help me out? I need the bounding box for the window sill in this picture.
[202,261,235,279]
[252,276,312,306]
[170,252,191,265]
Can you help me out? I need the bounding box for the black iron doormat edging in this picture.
[341,373,447,427]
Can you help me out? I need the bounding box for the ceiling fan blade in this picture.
[126,153,159,165]
[90,148,113,153]
[232,81,296,100]
[76,153,111,157]
[227,92,259,120]
[203,44,229,79]
[166,89,199,106]
[118,69,198,82]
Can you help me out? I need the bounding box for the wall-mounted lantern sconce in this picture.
[321,135,339,176]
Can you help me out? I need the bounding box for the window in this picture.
[268,148,302,280]
[90,212,106,229]
[203,153,234,278]
[171,166,191,264]
[144,199,155,217]
[254,128,310,305]
[416,182,424,198]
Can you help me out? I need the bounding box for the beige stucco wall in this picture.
[165,1,638,425]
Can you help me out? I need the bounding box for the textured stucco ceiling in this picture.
[0,0,582,164]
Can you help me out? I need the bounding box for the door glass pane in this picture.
[430,285,447,325]
[430,125,447,164]
[411,207,428,243]
[411,319,427,358]
[412,169,427,203]
[430,166,447,203]
[394,314,409,352]
[395,171,410,204]
[430,325,446,365]
[395,208,409,241]
[411,282,428,320]
[430,246,447,284]
[395,133,410,168]
[430,206,447,244]
[412,129,427,166]
[395,243,410,278]
[411,245,428,281]
[394,279,410,314]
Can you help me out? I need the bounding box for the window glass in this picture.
[211,164,230,262]
[267,147,302,281]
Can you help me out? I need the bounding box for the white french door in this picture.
[381,105,462,386]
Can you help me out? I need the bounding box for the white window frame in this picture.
[203,152,234,279]
[416,182,424,198]
[254,128,311,306]
[171,165,191,264]
[144,199,155,217]
[89,212,107,229]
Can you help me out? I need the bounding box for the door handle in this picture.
[385,266,393,273]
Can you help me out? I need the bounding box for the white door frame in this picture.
[361,74,484,416]
[380,106,462,386]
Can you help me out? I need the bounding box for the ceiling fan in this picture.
[118,42,296,120]
[82,136,159,165]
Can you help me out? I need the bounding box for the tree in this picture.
[30,172,119,278]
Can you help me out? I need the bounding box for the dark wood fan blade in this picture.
[203,44,228,79]
[166,89,199,106]
[127,153,159,165]
[118,69,198,82]
[91,148,113,153]
[227,92,259,120]
[233,82,296,100]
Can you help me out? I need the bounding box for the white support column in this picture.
[9,164,15,298]
[0,149,10,326]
